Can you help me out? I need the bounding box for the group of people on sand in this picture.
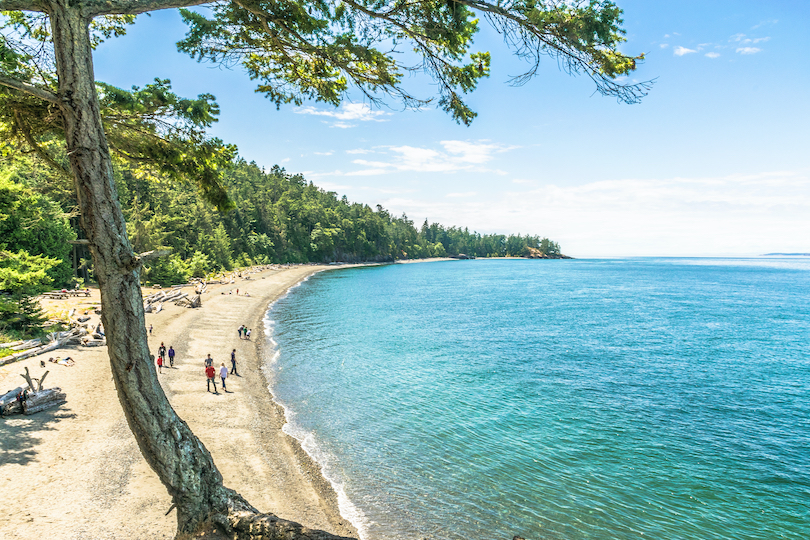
[237,325,252,339]
[204,350,238,394]
[155,342,175,374]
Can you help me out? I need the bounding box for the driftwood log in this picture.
[23,388,67,415]
[0,386,25,415]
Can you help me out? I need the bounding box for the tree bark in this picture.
[46,1,254,534]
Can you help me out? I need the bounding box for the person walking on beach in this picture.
[156,355,163,374]
[220,363,228,390]
[230,349,238,375]
[168,346,175,367]
[238,325,244,339]
[148,324,153,335]
[204,354,213,368]
[158,342,166,359]
[206,364,217,393]
[245,328,251,340]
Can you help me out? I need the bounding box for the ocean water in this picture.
[263,258,810,540]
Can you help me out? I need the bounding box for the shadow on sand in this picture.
[0,406,77,466]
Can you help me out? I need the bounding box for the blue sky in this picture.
[92,1,810,257]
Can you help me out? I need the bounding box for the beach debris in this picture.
[0,386,25,415]
[175,294,202,308]
[0,368,66,417]
[23,387,67,415]
[0,328,87,367]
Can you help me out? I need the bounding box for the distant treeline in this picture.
[1,156,561,288]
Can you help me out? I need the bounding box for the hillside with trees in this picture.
[1,151,565,295]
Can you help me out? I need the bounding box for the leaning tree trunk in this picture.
[45,3,355,538]
[47,1,249,534]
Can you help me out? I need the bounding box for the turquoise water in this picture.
[264,259,810,540]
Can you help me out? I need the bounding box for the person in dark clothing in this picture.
[230,349,238,375]
[168,346,175,367]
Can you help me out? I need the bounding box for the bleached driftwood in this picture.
[0,386,24,413]
[0,329,88,367]
[9,339,43,351]
[176,294,202,308]
[23,387,67,415]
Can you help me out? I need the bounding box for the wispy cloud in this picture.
[752,19,778,30]
[446,192,477,198]
[380,171,810,257]
[730,33,769,55]
[705,52,721,58]
[314,151,334,156]
[674,46,697,56]
[334,140,518,176]
[294,103,390,128]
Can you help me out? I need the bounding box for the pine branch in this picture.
[81,0,211,16]
[0,0,43,12]
[0,73,58,103]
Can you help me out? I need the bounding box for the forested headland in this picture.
[2,152,563,285]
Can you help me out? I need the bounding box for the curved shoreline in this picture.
[0,264,359,539]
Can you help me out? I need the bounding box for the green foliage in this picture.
[141,254,189,286]
[175,0,649,125]
[0,169,75,286]
[182,251,212,279]
[0,294,48,334]
[0,248,58,334]
[0,249,58,296]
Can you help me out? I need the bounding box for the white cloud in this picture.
[317,181,352,191]
[379,171,810,257]
[731,33,747,42]
[674,46,697,56]
[705,52,721,58]
[336,140,517,176]
[660,43,669,48]
[736,47,761,55]
[314,151,334,156]
[446,192,477,198]
[294,103,390,128]
[346,149,372,155]
[752,19,778,30]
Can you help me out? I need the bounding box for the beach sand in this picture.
[0,265,357,539]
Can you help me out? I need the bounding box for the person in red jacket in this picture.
[205,364,217,393]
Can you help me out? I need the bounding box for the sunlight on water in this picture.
[265,259,810,540]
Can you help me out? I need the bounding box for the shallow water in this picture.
[264,258,810,540]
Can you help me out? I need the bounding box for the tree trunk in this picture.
[41,4,357,538]
[46,1,252,533]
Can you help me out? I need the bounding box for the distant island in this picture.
[762,253,810,256]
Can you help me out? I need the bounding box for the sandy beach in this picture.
[0,264,357,539]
